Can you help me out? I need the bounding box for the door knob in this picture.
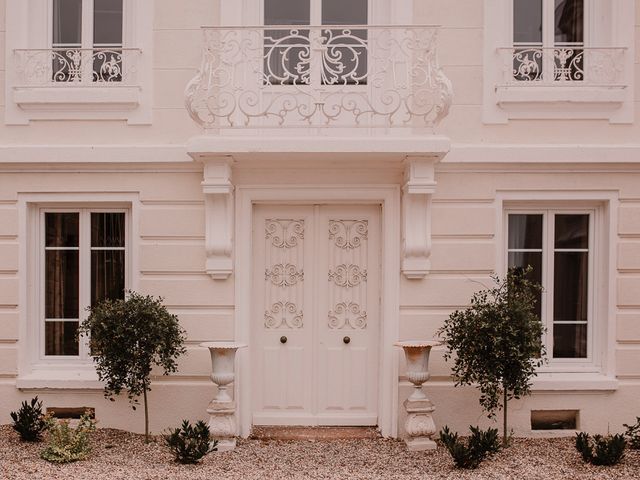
[343,336,351,344]
[280,336,287,344]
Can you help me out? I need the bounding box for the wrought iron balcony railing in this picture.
[185,25,453,130]
[13,47,141,86]
[498,46,627,86]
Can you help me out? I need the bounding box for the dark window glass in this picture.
[555,0,584,43]
[93,0,123,45]
[508,214,543,250]
[45,250,79,319]
[553,324,587,358]
[508,251,543,318]
[53,0,83,45]
[265,0,310,25]
[45,321,79,356]
[91,212,125,247]
[91,251,125,306]
[554,251,588,321]
[555,214,589,249]
[514,0,542,43]
[322,0,367,25]
[46,213,79,247]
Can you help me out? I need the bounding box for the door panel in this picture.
[252,204,380,426]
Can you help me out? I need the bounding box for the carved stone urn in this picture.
[395,341,441,451]
[200,342,247,452]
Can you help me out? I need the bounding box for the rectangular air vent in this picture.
[47,407,95,419]
[531,410,578,430]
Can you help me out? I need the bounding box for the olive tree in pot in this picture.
[438,267,545,447]
[80,292,186,443]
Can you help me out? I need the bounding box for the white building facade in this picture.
[0,0,639,438]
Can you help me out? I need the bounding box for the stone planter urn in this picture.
[200,342,247,452]
[395,341,441,451]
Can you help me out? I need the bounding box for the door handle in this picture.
[280,336,288,344]
[343,336,351,344]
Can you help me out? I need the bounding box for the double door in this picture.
[252,204,380,425]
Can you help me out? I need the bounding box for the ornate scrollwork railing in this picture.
[13,48,141,86]
[500,46,627,85]
[185,25,453,129]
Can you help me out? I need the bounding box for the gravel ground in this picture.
[1,425,639,480]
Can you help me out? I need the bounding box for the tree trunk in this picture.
[502,387,508,447]
[143,386,149,444]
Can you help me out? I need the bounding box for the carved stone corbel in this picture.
[201,157,234,280]
[402,156,439,279]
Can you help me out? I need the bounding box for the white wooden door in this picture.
[252,205,380,426]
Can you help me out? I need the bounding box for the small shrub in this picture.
[575,432,626,466]
[10,396,48,442]
[439,425,500,469]
[623,417,640,449]
[165,420,217,464]
[41,413,96,464]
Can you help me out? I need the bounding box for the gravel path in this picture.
[1,425,639,479]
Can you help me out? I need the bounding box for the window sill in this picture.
[495,85,628,121]
[531,373,618,392]
[16,370,103,390]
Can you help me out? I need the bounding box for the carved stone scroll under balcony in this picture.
[13,48,141,86]
[185,25,453,130]
[499,47,627,86]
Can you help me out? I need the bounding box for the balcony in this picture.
[185,25,453,132]
[11,48,142,119]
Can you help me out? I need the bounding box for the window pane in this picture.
[265,0,310,25]
[514,0,542,43]
[508,214,543,250]
[45,321,79,356]
[53,0,82,45]
[554,323,587,358]
[91,212,125,247]
[322,0,367,25]
[554,252,588,321]
[46,213,79,247]
[94,0,123,45]
[91,250,125,306]
[555,0,584,43]
[508,251,543,318]
[555,214,589,249]
[45,250,79,319]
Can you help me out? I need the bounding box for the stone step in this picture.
[250,426,381,441]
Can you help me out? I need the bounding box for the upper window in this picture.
[263,0,368,85]
[507,210,593,364]
[52,0,124,83]
[42,209,126,359]
[513,0,584,82]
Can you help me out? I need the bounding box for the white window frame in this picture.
[4,0,153,125]
[482,0,635,124]
[38,207,129,364]
[17,195,137,389]
[505,208,596,371]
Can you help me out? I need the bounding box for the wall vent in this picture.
[47,407,95,420]
[531,410,578,430]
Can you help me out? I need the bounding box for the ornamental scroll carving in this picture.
[265,301,304,329]
[328,264,367,288]
[266,264,304,287]
[328,302,367,330]
[328,220,368,250]
[266,219,304,248]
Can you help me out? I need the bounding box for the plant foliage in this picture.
[41,413,96,464]
[439,425,500,469]
[10,396,49,442]
[623,417,640,449]
[164,420,218,464]
[438,267,544,445]
[575,432,626,466]
[79,291,186,442]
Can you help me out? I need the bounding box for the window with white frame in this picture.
[506,210,593,363]
[513,0,585,82]
[263,0,368,85]
[52,0,124,83]
[41,209,126,359]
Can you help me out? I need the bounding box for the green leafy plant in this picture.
[439,425,500,469]
[79,292,186,443]
[623,417,640,449]
[41,413,96,464]
[10,396,49,442]
[164,420,218,464]
[575,432,626,466]
[438,267,545,446]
